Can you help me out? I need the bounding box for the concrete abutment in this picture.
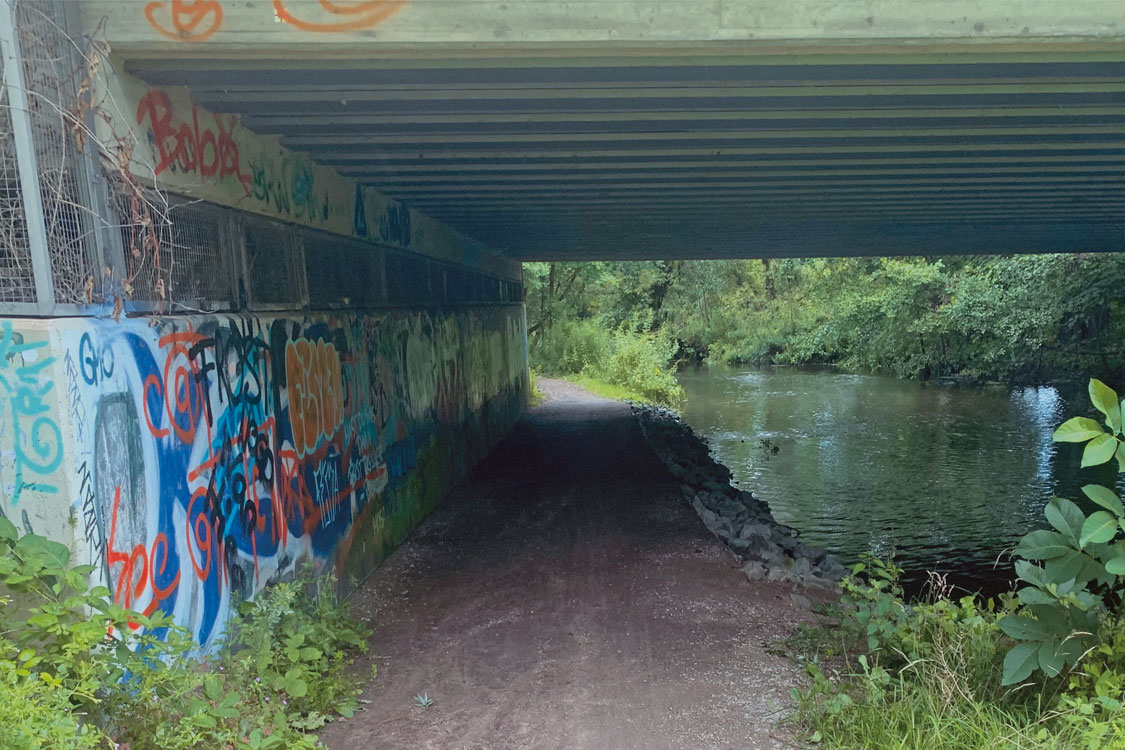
[0,305,527,645]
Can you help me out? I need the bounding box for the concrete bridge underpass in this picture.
[0,4,1122,740]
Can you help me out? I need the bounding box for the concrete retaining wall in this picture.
[0,305,527,644]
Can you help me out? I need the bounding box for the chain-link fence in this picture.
[0,77,36,306]
[1,0,522,318]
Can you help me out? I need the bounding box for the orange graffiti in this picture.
[285,338,344,458]
[143,329,210,446]
[272,0,406,32]
[106,486,181,630]
[144,0,224,42]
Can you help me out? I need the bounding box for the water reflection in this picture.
[677,367,1115,596]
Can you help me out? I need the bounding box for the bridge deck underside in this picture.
[129,52,1125,259]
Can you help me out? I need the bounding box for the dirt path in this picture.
[320,379,818,750]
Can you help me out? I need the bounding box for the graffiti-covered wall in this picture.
[0,306,527,644]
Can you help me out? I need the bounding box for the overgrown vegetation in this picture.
[526,255,1125,385]
[790,380,1125,748]
[0,518,370,750]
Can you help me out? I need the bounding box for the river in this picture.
[677,367,1118,596]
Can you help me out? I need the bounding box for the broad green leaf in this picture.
[1002,643,1040,685]
[1017,586,1057,606]
[1054,417,1106,443]
[1015,529,1073,560]
[13,534,70,568]
[1045,497,1085,545]
[1090,379,1121,433]
[1043,553,1079,585]
[0,517,16,542]
[186,698,210,716]
[999,614,1052,641]
[1082,434,1119,468]
[288,679,308,698]
[1027,604,1070,633]
[1105,555,1125,575]
[1014,560,1049,588]
[1117,442,1125,473]
[1082,485,1124,518]
[204,675,222,701]
[1044,549,1101,586]
[1038,638,1066,678]
[1080,511,1118,547]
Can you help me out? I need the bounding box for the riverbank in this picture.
[319,378,830,750]
[635,404,847,589]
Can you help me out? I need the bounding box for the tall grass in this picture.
[788,563,1125,749]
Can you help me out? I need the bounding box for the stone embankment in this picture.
[635,405,848,589]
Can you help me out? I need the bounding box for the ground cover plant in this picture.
[790,379,1125,749]
[0,520,371,750]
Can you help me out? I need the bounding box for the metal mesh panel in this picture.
[305,232,383,309]
[245,220,304,306]
[117,195,232,311]
[16,0,99,304]
[0,77,36,304]
[385,249,432,306]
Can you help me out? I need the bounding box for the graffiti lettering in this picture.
[63,351,89,440]
[272,0,407,33]
[136,89,251,194]
[312,457,341,525]
[143,0,406,41]
[50,306,523,647]
[0,322,62,504]
[285,337,344,459]
[353,184,369,237]
[379,200,412,247]
[250,158,322,221]
[106,485,180,626]
[78,332,114,385]
[76,461,104,563]
[144,0,224,42]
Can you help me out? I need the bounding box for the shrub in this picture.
[0,516,371,750]
[997,379,1125,686]
[531,319,684,407]
[0,639,109,750]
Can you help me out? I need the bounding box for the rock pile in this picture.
[634,405,847,590]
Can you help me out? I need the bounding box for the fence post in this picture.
[1,0,55,316]
[57,0,126,295]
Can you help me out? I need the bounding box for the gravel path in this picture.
[319,378,818,750]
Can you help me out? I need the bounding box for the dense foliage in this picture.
[525,262,684,406]
[526,255,1125,385]
[0,517,370,750]
[791,381,1125,748]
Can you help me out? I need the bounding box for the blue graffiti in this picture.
[0,321,62,504]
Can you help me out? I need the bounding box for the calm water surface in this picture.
[677,367,1118,595]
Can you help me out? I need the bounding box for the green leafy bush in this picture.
[532,319,684,407]
[998,379,1125,686]
[0,639,109,750]
[0,516,371,750]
